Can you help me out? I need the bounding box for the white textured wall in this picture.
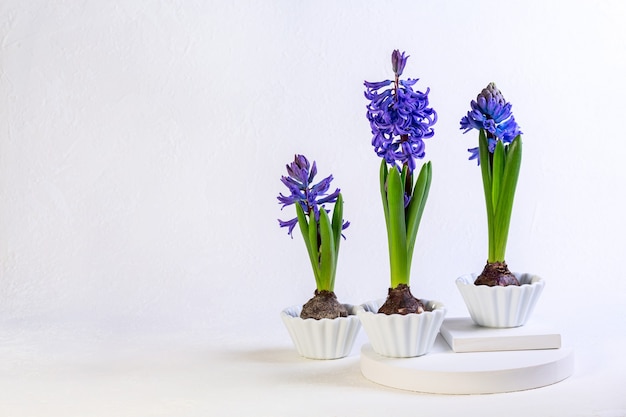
[1,1,625,338]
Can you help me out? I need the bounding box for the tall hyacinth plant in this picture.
[278,154,351,319]
[364,50,437,314]
[460,82,523,286]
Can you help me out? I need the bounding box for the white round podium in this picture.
[360,335,575,394]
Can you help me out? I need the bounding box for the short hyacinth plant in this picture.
[278,154,350,319]
[364,50,437,315]
[460,82,523,286]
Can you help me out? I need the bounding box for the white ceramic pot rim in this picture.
[282,303,359,320]
[357,299,445,315]
[456,272,543,287]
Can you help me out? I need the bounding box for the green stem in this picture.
[478,130,522,263]
[296,194,345,292]
[380,161,432,288]
[386,167,408,288]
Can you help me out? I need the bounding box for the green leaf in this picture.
[296,204,321,288]
[379,160,389,224]
[307,212,322,290]
[318,209,336,291]
[493,135,522,261]
[401,164,409,198]
[405,161,432,272]
[331,195,344,290]
[478,130,496,261]
[492,140,505,211]
[295,204,309,241]
[331,193,343,256]
[386,167,408,288]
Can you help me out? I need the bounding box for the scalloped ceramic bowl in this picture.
[456,272,544,328]
[280,304,361,360]
[356,299,446,358]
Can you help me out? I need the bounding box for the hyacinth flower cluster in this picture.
[364,50,437,299]
[278,154,349,294]
[460,83,523,286]
[461,82,522,165]
[365,50,437,173]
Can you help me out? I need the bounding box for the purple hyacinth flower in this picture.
[277,154,349,237]
[460,82,522,165]
[364,50,437,173]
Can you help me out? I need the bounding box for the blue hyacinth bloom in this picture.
[460,82,522,164]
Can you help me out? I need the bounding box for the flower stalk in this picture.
[278,154,349,293]
[365,49,437,300]
[460,83,523,286]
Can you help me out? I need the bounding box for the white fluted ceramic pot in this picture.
[356,299,446,358]
[456,272,544,328]
[280,304,361,360]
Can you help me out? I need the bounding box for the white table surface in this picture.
[0,311,624,417]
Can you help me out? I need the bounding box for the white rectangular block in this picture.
[440,317,561,353]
